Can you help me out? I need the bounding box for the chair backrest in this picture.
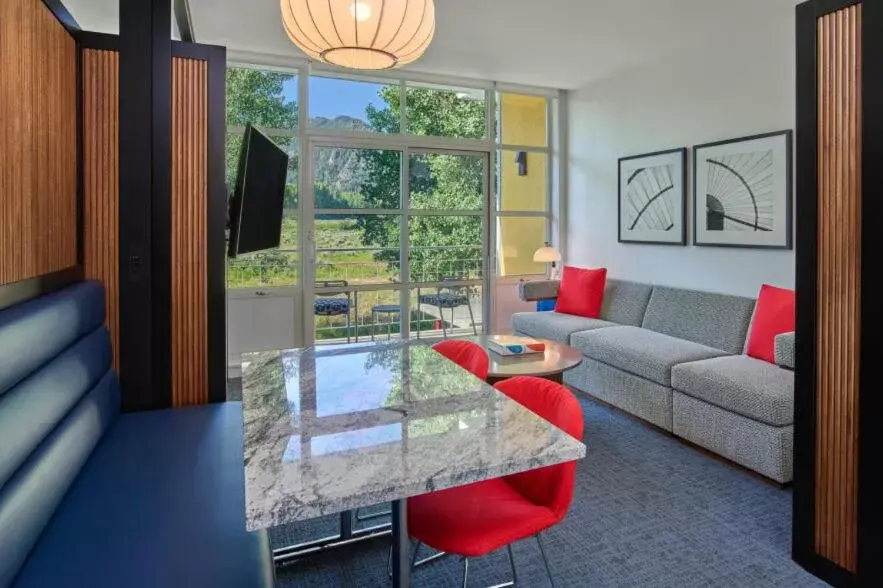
[494,376,584,520]
[432,339,489,380]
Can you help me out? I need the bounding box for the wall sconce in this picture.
[515,151,528,176]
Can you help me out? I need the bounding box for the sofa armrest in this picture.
[774,332,795,370]
[518,280,560,301]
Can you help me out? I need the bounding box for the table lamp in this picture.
[533,242,562,279]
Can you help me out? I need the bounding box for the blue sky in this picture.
[283,76,389,120]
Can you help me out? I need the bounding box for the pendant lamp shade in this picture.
[280,0,436,70]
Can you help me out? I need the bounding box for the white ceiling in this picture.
[64,0,799,90]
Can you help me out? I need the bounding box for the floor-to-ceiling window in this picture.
[225,63,560,363]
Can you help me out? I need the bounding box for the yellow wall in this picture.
[499,217,547,275]
[501,94,546,147]
[498,94,548,275]
[500,150,546,212]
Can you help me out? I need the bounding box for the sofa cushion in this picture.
[671,355,794,426]
[12,402,274,588]
[555,266,607,318]
[512,311,616,344]
[571,326,728,386]
[746,284,795,364]
[600,279,653,326]
[641,286,755,354]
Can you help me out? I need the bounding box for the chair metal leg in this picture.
[413,549,448,568]
[506,544,518,585]
[440,305,448,338]
[461,557,469,588]
[466,300,477,335]
[536,534,556,588]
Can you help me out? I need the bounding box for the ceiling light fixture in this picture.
[281,0,436,70]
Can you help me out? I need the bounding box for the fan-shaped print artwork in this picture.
[625,165,677,232]
[705,150,775,232]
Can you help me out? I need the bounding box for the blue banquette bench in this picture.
[0,281,274,587]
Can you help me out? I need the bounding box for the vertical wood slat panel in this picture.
[82,49,120,369]
[815,4,861,573]
[172,57,209,406]
[0,0,77,285]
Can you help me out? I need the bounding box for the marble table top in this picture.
[241,341,586,532]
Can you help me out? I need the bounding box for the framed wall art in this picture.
[693,130,793,249]
[618,147,687,245]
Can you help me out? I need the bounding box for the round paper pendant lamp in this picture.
[280,0,436,70]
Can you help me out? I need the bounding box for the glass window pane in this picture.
[308,76,400,133]
[410,152,485,211]
[227,251,298,288]
[313,147,401,210]
[226,68,297,129]
[499,150,547,212]
[406,83,486,140]
[498,217,547,276]
[499,93,547,147]
[315,215,401,286]
[267,135,299,248]
[411,285,483,339]
[314,288,404,344]
[408,216,483,283]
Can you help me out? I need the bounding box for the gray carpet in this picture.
[228,379,827,587]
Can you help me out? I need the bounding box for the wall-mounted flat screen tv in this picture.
[227,124,289,258]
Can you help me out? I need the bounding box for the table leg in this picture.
[390,499,410,588]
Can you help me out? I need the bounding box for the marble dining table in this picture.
[241,340,586,588]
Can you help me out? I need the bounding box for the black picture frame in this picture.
[692,130,793,249]
[617,147,687,246]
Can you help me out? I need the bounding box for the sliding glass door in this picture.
[304,141,489,345]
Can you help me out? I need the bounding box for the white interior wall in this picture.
[565,6,796,298]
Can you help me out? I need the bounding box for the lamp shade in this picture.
[280,0,436,70]
[533,243,561,263]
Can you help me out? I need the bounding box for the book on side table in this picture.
[487,335,546,357]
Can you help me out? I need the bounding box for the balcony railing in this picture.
[227,246,485,342]
[227,246,484,288]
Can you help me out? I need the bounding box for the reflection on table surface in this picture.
[241,340,586,531]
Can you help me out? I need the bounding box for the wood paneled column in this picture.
[795,0,883,584]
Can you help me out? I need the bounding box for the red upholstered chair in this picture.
[432,339,489,381]
[407,376,584,586]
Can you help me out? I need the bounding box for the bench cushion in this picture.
[512,311,615,344]
[12,402,274,588]
[571,326,728,386]
[671,355,794,426]
[0,281,105,398]
[1,372,119,588]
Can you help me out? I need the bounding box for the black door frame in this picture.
[794,0,881,585]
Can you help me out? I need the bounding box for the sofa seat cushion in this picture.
[511,311,616,344]
[671,355,794,426]
[12,402,274,588]
[571,326,728,386]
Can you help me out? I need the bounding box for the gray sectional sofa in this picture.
[513,279,795,483]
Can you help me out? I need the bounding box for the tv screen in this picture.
[227,124,289,258]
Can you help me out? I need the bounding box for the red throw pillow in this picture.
[746,284,796,363]
[555,266,607,318]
